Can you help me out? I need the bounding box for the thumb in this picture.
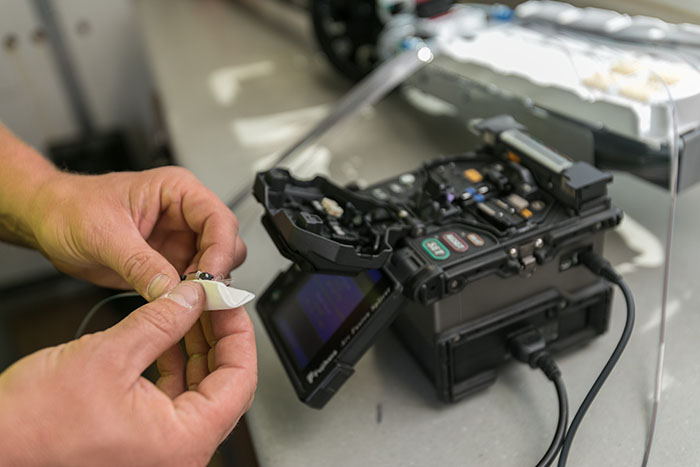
[103,228,180,301]
[104,281,205,376]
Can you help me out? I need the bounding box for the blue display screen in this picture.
[296,275,366,342]
[270,269,386,370]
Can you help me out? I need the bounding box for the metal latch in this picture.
[508,238,544,277]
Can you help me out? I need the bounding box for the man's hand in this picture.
[0,124,244,300]
[27,166,246,301]
[0,282,257,467]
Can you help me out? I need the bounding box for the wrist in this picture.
[0,131,60,248]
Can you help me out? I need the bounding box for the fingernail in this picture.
[164,282,200,309]
[147,273,173,301]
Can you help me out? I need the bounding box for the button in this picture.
[474,194,485,203]
[466,232,485,247]
[421,238,450,260]
[389,183,403,194]
[531,200,545,211]
[399,173,416,186]
[506,193,529,211]
[520,208,533,219]
[464,168,483,183]
[299,211,324,234]
[372,188,389,201]
[442,232,468,252]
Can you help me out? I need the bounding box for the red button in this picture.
[441,232,468,252]
[466,232,485,247]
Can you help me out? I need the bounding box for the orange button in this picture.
[464,168,483,183]
[521,208,533,219]
[508,151,520,163]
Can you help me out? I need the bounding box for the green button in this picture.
[422,238,450,260]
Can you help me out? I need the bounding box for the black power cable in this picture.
[557,251,636,466]
[75,291,141,339]
[510,329,569,467]
[510,250,635,467]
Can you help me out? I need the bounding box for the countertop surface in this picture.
[137,1,700,465]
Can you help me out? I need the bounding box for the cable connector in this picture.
[509,328,568,467]
[509,328,560,381]
[578,250,621,282]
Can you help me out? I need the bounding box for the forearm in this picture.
[0,123,59,248]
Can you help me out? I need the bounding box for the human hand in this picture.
[26,166,245,301]
[0,282,257,466]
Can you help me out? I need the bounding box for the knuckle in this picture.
[122,249,152,282]
[159,165,191,177]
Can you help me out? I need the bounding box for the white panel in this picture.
[53,0,154,134]
[0,0,79,150]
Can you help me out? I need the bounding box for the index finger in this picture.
[173,306,257,437]
[174,176,241,277]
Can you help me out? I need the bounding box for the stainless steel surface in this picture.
[136,1,696,465]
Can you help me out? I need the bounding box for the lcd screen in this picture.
[270,269,387,370]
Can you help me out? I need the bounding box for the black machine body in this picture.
[254,116,622,408]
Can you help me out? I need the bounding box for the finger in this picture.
[200,310,216,347]
[103,282,205,377]
[156,344,186,398]
[200,311,217,372]
[176,185,240,278]
[100,225,180,301]
[184,320,210,391]
[186,233,247,279]
[174,307,257,436]
[233,235,247,269]
[147,229,197,274]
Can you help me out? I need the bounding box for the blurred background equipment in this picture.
[310,0,700,191]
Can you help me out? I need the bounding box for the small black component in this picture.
[485,168,509,191]
[561,162,614,212]
[416,0,456,18]
[509,328,548,368]
[298,211,324,234]
[182,271,214,281]
[265,168,289,191]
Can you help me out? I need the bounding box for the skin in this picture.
[0,123,257,466]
